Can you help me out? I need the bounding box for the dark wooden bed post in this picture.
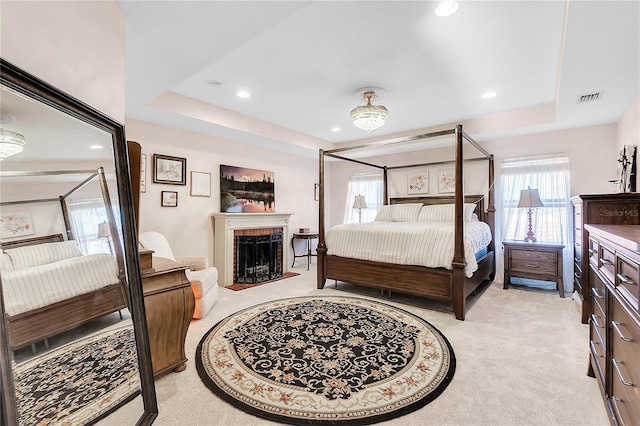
[383,166,389,205]
[98,167,126,277]
[317,149,327,289]
[452,125,467,320]
[487,155,496,279]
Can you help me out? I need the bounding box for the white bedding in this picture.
[326,220,492,277]
[2,253,120,316]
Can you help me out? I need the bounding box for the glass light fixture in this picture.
[435,1,459,17]
[0,128,26,160]
[350,90,388,133]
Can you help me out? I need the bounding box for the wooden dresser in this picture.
[571,194,640,324]
[141,257,195,378]
[585,224,640,426]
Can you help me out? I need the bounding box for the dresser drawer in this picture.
[610,297,640,361]
[588,238,599,268]
[617,254,640,310]
[510,249,557,274]
[590,268,607,309]
[611,364,640,426]
[598,244,616,284]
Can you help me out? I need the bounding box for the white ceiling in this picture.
[118,0,639,158]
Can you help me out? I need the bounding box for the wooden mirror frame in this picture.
[0,59,158,425]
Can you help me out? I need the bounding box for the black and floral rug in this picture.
[196,296,455,425]
[14,320,140,425]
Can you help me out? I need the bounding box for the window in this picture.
[66,198,121,255]
[343,172,384,223]
[501,153,570,244]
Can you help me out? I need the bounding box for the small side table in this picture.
[503,240,565,297]
[291,232,319,270]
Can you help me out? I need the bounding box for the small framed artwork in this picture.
[190,171,211,197]
[314,183,319,201]
[407,171,429,194]
[1,210,35,238]
[153,154,186,185]
[161,191,178,207]
[140,153,147,193]
[438,169,456,193]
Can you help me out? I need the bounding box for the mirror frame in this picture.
[0,58,158,425]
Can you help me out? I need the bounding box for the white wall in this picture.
[125,119,319,264]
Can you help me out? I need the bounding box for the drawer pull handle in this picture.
[600,259,613,266]
[576,227,581,231]
[616,273,636,286]
[574,272,582,279]
[612,359,634,386]
[612,321,634,342]
[589,341,603,358]
[591,314,604,329]
[588,249,596,255]
[574,258,580,263]
[610,397,626,426]
[591,287,604,300]
[524,264,539,269]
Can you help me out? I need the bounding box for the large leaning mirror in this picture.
[0,59,157,425]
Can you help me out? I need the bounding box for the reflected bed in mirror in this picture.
[0,59,157,425]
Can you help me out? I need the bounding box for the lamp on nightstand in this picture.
[97,222,113,254]
[352,194,368,223]
[518,187,544,242]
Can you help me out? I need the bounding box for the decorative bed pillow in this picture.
[1,253,14,272]
[417,203,478,222]
[5,240,82,270]
[374,203,423,222]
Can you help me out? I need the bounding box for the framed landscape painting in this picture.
[153,154,186,185]
[220,165,275,213]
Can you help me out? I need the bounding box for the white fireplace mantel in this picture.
[211,212,293,286]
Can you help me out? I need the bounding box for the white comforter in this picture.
[2,253,120,316]
[326,221,492,277]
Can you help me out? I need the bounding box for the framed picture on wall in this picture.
[1,210,35,238]
[407,171,429,194]
[153,154,186,185]
[438,169,456,193]
[161,191,178,207]
[190,171,211,197]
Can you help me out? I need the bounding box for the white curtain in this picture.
[66,198,121,255]
[343,172,384,223]
[500,153,571,290]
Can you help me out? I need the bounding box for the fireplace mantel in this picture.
[211,213,293,286]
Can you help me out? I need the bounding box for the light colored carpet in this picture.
[101,264,609,426]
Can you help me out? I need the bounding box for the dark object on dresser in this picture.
[571,194,640,324]
[141,257,195,377]
[503,241,565,297]
[585,224,640,426]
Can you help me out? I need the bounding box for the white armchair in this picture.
[138,231,218,319]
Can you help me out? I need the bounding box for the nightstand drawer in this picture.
[510,249,557,274]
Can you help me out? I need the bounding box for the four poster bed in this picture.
[0,167,128,350]
[317,125,496,320]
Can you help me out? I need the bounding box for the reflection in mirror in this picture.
[0,60,156,425]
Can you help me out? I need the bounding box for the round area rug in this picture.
[196,296,455,425]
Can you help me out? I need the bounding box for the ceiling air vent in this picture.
[577,91,603,103]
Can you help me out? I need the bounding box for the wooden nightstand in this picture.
[503,240,565,297]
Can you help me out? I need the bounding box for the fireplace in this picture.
[234,228,283,284]
[211,212,292,286]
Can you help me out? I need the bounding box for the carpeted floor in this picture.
[15,319,140,425]
[196,296,455,425]
[100,263,611,426]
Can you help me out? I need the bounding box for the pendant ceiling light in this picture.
[0,112,26,161]
[350,88,388,133]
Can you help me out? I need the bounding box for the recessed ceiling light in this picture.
[331,127,341,132]
[236,90,251,98]
[481,91,497,99]
[89,145,103,149]
[435,1,459,17]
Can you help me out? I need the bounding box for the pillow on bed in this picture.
[417,203,478,222]
[5,240,83,270]
[0,253,14,272]
[374,203,423,222]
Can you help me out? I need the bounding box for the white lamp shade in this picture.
[517,188,544,208]
[97,222,111,238]
[352,195,368,209]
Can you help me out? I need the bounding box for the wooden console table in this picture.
[141,257,195,378]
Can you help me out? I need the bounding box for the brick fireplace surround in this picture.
[211,213,293,286]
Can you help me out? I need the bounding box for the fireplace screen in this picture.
[235,231,283,284]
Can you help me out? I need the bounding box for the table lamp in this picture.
[517,187,544,242]
[352,194,368,223]
[98,221,113,254]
